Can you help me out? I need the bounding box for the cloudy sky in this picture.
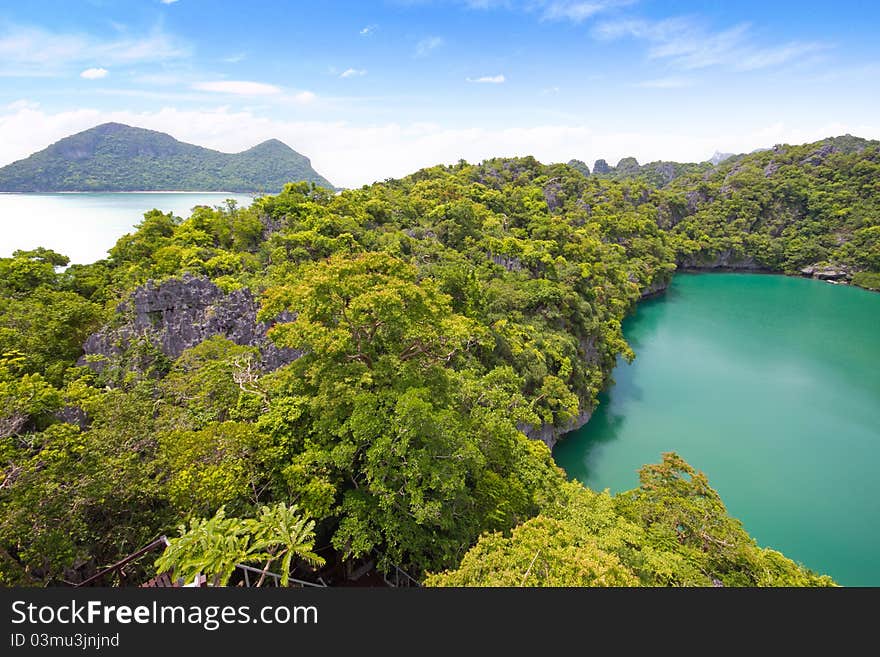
[1,0,878,187]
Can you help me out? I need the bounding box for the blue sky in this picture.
[1,0,878,186]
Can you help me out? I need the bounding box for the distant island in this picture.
[0,122,334,193]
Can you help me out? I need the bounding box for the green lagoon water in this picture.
[554,273,880,586]
[0,192,253,264]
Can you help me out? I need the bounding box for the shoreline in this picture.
[552,267,879,449]
[676,267,880,293]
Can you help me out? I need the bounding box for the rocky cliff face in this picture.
[639,276,671,298]
[615,157,640,176]
[82,275,300,372]
[592,159,612,175]
[799,264,853,281]
[518,334,602,450]
[678,250,765,271]
[518,409,592,451]
[567,159,591,176]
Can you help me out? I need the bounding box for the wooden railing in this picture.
[234,563,327,588]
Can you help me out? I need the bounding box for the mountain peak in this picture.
[708,151,735,165]
[253,138,288,148]
[85,122,166,138]
[93,121,134,131]
[246,138,296,154]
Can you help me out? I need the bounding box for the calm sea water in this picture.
[0,192,254,264]
[554,273,880,586]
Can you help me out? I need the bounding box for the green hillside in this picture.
[664,135,880,279]
[0,122,334,193]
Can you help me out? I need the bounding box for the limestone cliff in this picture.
[678,250,766,271]
[518,409,592,451]
[82,275,300,373]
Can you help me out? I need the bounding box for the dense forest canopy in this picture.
[666,135,880,283]
[2,134,876,586]
[427,454,833,587]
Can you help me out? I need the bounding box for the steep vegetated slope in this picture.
[574,135,880,287]
[665,136,880,288]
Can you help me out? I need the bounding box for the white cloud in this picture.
[222,53,247,63]
[807,62,880,84]
[2,105,876,189]
[360,25,376,36]
[193,80,282,95]
[459,0,632,22]
[5,99,40,111]
[160,0,179,4]
[467,74,506,83]
[133,72,189,86]
[291,91,317,104]
[80,67,109,80]
[89,88,214,103]
[415,36,444,57]
[595,17,826,72]
[0,24,188,75]
[371,2,628,30]
[735,42,823,72]
[538,1,634,23]
[633,76,691,88]
[340,68,367,78]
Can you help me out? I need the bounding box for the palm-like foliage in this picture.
[244,503,324,586]
[155,503,324,586]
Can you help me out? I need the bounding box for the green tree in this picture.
[428,453,835,587]
[0,248,68,296]
[155,503,323,586]
[261,252,490,373]
[426,516,638,586]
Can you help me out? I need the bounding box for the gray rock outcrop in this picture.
[488,252,523,272]
[592,159,612,175]
[567,159,591,176]
[518,408,592,451]
[684,189,708,213]
[708,151,734,165]
[800,264,852,281]
[542,180,564,212]
[678,250,764,271]
[639,276,671,298]
[615,157,640,176]
[653,162,677,186]
[800,144,838,166]
[82,274,301,372]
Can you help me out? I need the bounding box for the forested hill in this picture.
[663,134,880,289]
[5,139,869,587]
[568,135,880,290]
[0,123,334,192]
